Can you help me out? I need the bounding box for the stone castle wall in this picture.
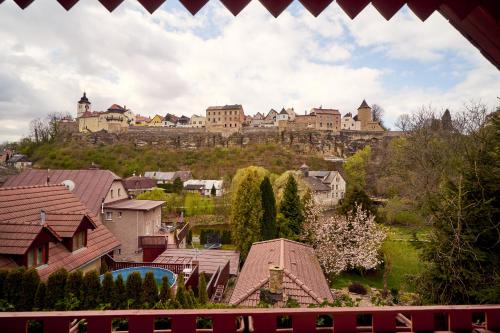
[68,126,402,157]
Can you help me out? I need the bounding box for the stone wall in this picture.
[69,127,400,157]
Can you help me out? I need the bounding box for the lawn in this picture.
[330,225,428,292]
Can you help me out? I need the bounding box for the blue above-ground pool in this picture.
[101,267,177,286]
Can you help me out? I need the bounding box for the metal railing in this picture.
[0,305,499,333]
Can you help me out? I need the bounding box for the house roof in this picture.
[3,169,121,216]
[311,108,340,115]
[107,104,126,113]
[229,238,332,307]
[183,179,223,190]
[154,248,240,276]
[7,154,30,163]
[0,185,120,279]
[303,176,331,192]
[123,176,156,191]
[358,99,370,109]
[206,105,243,111]
[104,199,164,211]
[78,92,90,104]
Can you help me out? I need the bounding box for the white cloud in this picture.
[0,0,498,141]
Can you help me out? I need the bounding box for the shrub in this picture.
[101,272,115,307]
[142,272,158,308]
[221,230,232,244]
[198,273,208,305]
[46,268,68,310]
[81,270,101,309]
[65,270,83,308]
[175,273,188,308]
[34,282,47,310]
[113,274,127,309]
[159,276,172,302]
[20,268,40,311]
[126,272,143,309]
[348,282,367,295]
[0,269,8,300]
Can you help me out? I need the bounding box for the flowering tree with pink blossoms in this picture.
[313,205,387,275]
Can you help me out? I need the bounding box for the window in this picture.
[110,189,114,199]
[27,245,47,268]
[118,211,122,218]
[73,230,86,251]
[105,212,112,220]
[118,189,121,197]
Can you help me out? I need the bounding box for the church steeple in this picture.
[77,92,91,118]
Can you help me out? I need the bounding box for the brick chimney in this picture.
[269,265,284,294]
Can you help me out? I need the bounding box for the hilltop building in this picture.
[310,107,341,131]
[76,92,134,133]
[206,105,245,135]
[189,115,206,128]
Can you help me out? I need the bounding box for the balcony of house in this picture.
[1,305,499,333]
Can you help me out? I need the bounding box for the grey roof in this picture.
[7,154,29,163]
[308,171,330,179]
[303,176,330,192]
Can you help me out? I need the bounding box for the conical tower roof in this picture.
[358,99,370,109]
[78,92,91,104]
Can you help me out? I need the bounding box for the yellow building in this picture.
[206,105,245,134]
[76,93,131,133]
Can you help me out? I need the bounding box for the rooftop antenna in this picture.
[40,209,46,225]
[46,169,50,185]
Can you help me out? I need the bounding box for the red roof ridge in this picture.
[232,276,269,306]
[252,238,313,249]
[283,269,324,304]
[0,184,65,191]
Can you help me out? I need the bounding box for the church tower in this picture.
[357,99,372,130]
[77,92,91,118]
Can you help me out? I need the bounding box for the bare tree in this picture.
[395,114,411,131]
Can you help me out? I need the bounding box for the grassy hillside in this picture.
[22,141,332,179]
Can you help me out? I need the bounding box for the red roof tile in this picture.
[229,238,332,307]
[0,185,120,279]
[3,169,121,216]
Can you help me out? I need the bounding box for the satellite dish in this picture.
[62,180,76,191]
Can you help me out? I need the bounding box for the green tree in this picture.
[173,177,183,193]
[175,273,189,308]
[210,184,217,196]
[45,268,68,310]
[260,176,277,240]
[101,272,115,307]
[113,274,127,309]
[19,268,40,311]
[34,281,47,310]
[126,272,143,309]
[4,268,25,309]
[65,270,83,308]
[230,172,263,258]
[81,270,100,309]
[187,287,196,308]
[279,174,303,236]
[344,145,371,191]
[159,276,172,302]
[338,187,377,218]
[142,272,159,308]
[418,116,500,304]
[198,272,208,305]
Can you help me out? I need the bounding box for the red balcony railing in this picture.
[1,305,499,333]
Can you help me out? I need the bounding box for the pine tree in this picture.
[187,287,196,308]
[338,187,377,218]
[210,184,217,196]
[101,272,115,307]
[142,272,159,308]
[260,176,277,240]
[159,276,172,302]
[34,281,47,310]
[81,270,100,309]
[231,173,263,258]
[279,174,303,236]
[197,272,208,305]
[175,273,188,308]
[4,268,25,310]
[126,272,143,309]
[45,268,68,310]
[173,177,183,193]
[65,270,83,308]
[113,274,127,309]
[19,268,40,311]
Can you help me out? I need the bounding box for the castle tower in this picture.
[77,92,91,118]
[357,99,372,130]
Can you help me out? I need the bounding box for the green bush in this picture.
[46,268,68,310]
[66,270,83,308]
[101,272,115,307]
[159,276,172,302]
[4,268,25,310]
[34,281,47,310]
[81,270,100,310]
[126,272,143,309]
[113,274,127,309]
[20,268,40,311]
[142,272,158,308]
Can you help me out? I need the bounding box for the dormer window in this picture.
[73,230,86,251]
[27,244,47,268]
[118,189,121,197]
[111,189,114,198]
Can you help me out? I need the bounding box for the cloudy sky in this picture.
[0,0,499,142]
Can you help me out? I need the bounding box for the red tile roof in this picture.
[3,169,121,216]
[0,185,120,279]
[229,238,332,307]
